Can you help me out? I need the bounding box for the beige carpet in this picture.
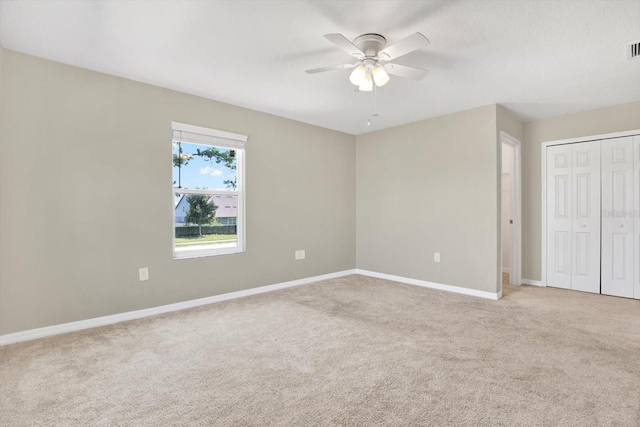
[1,275,639,426]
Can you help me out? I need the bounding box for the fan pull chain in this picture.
[368,82,379,126]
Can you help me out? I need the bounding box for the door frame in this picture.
[500,131,522,287]
[540,129,640,287]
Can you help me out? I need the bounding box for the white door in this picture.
[602,136,634,298]
[634,136,640,300]
[571,141,601,293]
[546,144,573,289]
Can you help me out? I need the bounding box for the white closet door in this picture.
[571,141,601,293]
[634,136,640,300]
[602,136,634,298]
[546,145,573,289]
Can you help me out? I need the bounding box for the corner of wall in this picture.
[0,45,4,103]
[495,105,524,293]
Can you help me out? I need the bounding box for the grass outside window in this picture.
[175,234,237,246]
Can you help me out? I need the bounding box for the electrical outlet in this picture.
[295,250,306,260]
[434,253,440,263]
[139,267,149,281]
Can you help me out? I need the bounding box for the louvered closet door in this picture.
[546,145,573,289]
[571,141,601,293]
[634,136,640,300]
[602,137,634,298]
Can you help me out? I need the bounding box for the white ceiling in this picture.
[1,0,639,135]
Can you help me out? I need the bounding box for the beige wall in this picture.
[0,50,356,335]
[356,105,500,293]
[522,101,640,281]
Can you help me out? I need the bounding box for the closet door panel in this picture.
[602,137,634,298]
[546,145,572,289]
[571,141,600,293]
[634,136,640,300]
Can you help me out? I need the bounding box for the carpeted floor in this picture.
[1,274,639,426]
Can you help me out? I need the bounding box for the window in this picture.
[172,122,246,259]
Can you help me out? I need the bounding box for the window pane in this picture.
[174,193,238,252]
[172,141,237,191]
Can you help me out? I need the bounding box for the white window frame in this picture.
[172,122,247,259]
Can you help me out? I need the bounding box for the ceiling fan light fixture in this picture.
[358,71,373,92]
[372,65,389,87]
[307,32,430,92]
[349,65,367,86]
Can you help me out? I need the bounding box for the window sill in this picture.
[173,244,245,260]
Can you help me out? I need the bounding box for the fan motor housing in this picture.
[353,33,387,57]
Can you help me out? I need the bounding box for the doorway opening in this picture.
[500,132,522,292]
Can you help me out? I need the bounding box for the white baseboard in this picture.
[0,269,357,346]
[355,269,501,300]
[521,278,544,287]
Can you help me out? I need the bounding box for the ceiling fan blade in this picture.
[384,63,429,80]
[379,33,430,60]
[324,33,364,58]
[305,63,357,74]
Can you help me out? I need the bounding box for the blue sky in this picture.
[172,141,236,190]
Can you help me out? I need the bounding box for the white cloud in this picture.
[199,166,223,176]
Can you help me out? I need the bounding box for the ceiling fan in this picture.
[305,32,430,91]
